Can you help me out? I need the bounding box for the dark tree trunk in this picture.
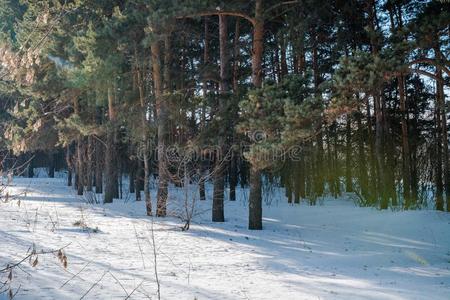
[229,153,238,201]
[95,138,103,194]
[212,14,231,222]
[129,164,135,194]
[86,136,93,192]
[249,167,262,230]
[435,63,445,211]
[153,35,168,217]
[104,87,118,203]
[76,139,84,196]
[345,117,353,192]
[135,46,152,215]
[27,154,34,178]
[66,145,73,186]
[248,0,264,230]
[48,153,55,178]
[357,110,368,198]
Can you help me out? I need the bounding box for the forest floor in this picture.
[1,176,450,300]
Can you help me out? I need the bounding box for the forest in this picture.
[0,0,449,299]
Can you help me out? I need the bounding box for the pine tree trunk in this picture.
[233,19,240,93]
[129,165,135,194]
[74,96,84,196]
[198,17,209,201]
[249,167,262,229]
[136,47,152,215]
[48,153,55,178]
[312,33,324,199]
[95,138,103,194]
[212,14,230,222]
[280,34,288,78]
[375,93,388,209]
[398,74,412,208]
[435,61,445,211]
[435,47,450,212]
[66,145,73,186]
[248,0,264,230]
[135,161,142,202]
[345,117,353,192]
[229,153,237,201]
[357,110,368,198]
[152,37,168,217]
[76,138,84,196]
[104,87,118,203]
[86,136,93,192]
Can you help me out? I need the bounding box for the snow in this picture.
[1,177,449,300]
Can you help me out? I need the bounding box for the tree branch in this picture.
[409,58,450,77]
[177,11,256,26]
[265,1,300,15]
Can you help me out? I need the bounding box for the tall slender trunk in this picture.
[48,153,55,178]
[86,136,93,192]
[435,57,445,211]
[374,93,388,209]
[212,14,230,222]
[229,154,238,201]
[435,48,450,212]
[104,87,118,203]
[357,109,368,198]
[233,19,240,93]
[248,0,264,230]
[94,106,103,194]
[73,95,84,196]
[345,116,353,192]
[249,166,262,229]
[280,34,288,78]
[198,17,209,201]
[66,145,72,186]
[136,47,152,215]
[399,74,412,207]
[312,32,324,198]
[229,18,241,201]
[153,36,168,217]
[95,138,103,194]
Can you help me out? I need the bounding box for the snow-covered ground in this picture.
[1,177,449,300]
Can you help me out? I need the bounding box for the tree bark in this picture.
[249,167,262,230]
[66,145,72,186]
[95,137,103,194]
[248,0,264,230]
[104,87,118,203]
[212,14,230,222]
[153,37,168,217]
[345,117,353,192]
[73,95,84,196]
[136,47,152,215]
